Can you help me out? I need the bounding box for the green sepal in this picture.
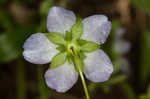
[65,31,72,41]
[67,53,73,64]
[50,52,67,69]
[56,45,66,52]
[79,51,86,60]
[78,39,88,46]
[71,17,83,40]
[45,32,66,45]
[80,41,100,53]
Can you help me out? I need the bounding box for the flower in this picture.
[113,27,131,55]
[23,6,113,93]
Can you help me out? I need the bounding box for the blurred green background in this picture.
[0,0,150,99]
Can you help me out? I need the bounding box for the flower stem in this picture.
[73,55,90,99]
[37,65,50,99]
[16,59,26,99]
[79,69,90,99]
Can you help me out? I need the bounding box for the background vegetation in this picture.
[0,0,150,99]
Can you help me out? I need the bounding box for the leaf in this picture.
[139,95,148,99]
[46,32,66,45]
[0,34,19,62]
[0,9,13,30]
[0,26,36,63]
[131,0,150,13]
[121,82,136,99]
[80,41,100,52]
[71,17,83,40]
[50,52,67,69]
[148,85,150,97]
[140,30,150,84]
[40,0,53,16]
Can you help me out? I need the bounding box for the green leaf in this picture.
[140,30,150,84]
[131,0,150,13]
[46,32,66,45]
[121,82,136,99]
[0,9,13,30]
[139,95,148,99]
[71,17,83,40]
[40,0,53,16]
[0,26,36,63]
[50,52,67,69]
[148,85,150,97]
[65,31,72,41]
[0,34,19,62]
[80,41,100,52]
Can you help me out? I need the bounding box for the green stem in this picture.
[16,60,26,99]
[73,55,90,99]
[37,65,50,99]
[79,69,90,99]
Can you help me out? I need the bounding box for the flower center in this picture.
[67,41,79,56]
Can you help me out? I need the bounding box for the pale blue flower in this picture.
[23,6,113,93]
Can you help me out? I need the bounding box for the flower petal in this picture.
[23,33,58,64]
[82,15,111,44]
[45,62,78,93]
[113,40,131,55]
[84,49,113,82]
[47,6,76,34]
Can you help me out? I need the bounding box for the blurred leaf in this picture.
[139,94,147,99]
[0,9,13,30]
[0,0,8,5]
[0,25,36,63]
[139,84,150,99]
[148,85,150,97]
[0,34,19,62]
[100,75,126,86]
[121,82,136,99]
[40,0,53,16]
[88,75,126,93]
[131,0,150,13]
[140,30,150,84]
[38,66,50,99]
